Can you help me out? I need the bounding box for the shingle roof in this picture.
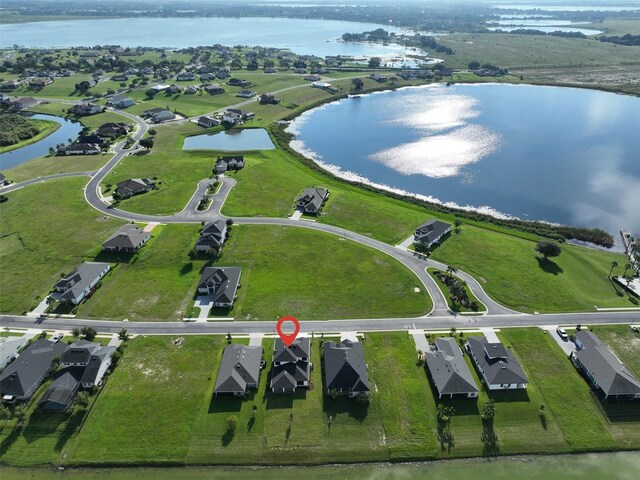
[271,361,310,390]
[297,188,329,212]
[574,331,640,396]
[323,340,370,393]
[52,262,110,303]
[61,339,102,365]
[39,368,82,410]
[214,344,262,394]
[115,178,154,197]
[415,219,451,245]
[273,338,310,364]
[197,267,242,304]
[102,224,150,250]
[0,339,69,398]
[81,345,116,386]
[425,337,479,396]
[467,336,528,386]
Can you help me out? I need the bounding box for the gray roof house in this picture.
[197,116,219,128]
[195,220,228,253]
[38,368,82,412]
[425,337,479,399]
[214,344,263,396]
[0,335,30,370]
[271,338,311,394]
[296,187,329,215]
[51,262,111,305]
[571,331,640,400]
[215,155,245,174]
[197,267,242,308]
[323,340,370,398]
[151,110,176,123]
[466,336,528,390]
[106,94,135,109]
[414,219,452,248]
[102,224,151,253]
[115,178,155,199]
[59,143,102,156]
[0,339,69,402]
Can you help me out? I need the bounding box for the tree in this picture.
[351,78,364,92]
[437,404,455,423]
[609,260,618,278]
[14,404,28,427]
[140,137,154,151]
[145,88,157,99]
[81,326,97,341]
[622,263,632,278]
[148,128,157,136]
[226,218,234,226]
[454,219,462,233]
[446,265,457,275]
[72,327,81,338]
[74,391,90,412]
[118,328,129,342]
[226,415,238,434]
[368,57,381,68]
[468,61,481,70]
[481,399,497,421]
[535,241,561,260]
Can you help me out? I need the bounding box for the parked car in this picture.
[52,333,64,343]
[556,327,568,340]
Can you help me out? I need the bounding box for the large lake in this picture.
[288,84,640,234]
[0,17,422,59]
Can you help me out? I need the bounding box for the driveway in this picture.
[543,325,576,356]
[290,208,304,220]
[409,329,431,353]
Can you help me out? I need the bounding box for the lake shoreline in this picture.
[0,118,60,154]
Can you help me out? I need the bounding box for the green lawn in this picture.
[430,226,632,313]
[0,118,60,154]
[0,178,120,314]
[27,102,133,130]
[427,267,486,313]
[3,153,110,183]
[11,75,94,100]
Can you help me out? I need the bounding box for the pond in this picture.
[4,452,640,479]
[0,114,83,170]
[287,83,640,235]
[183,128,275,151]
[0,17,423,59]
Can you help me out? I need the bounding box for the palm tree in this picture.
[622,263,632,278]
[608,260,618,278]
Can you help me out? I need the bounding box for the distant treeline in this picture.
[271,123,614,248]
[599,34,640,46]
[341,29,454,55]
[0,114,42,147]
[494,29,588,39]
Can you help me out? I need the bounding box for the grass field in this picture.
[0,118,60,154]
[427,267,486,313]
[27,103,134,130]
[3,153,110,183]
[0,178,120,314]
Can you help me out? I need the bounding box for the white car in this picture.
[52,333,64,343]
[556,327,568,340]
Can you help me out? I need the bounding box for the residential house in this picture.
[177,72,196,81]
[303,74,321,82]
[184,85,200,95]
[167,84,181,94]
[141,107,166,118]
[368,73,388,82]
[214,155,245,174]
[51,262,111,305]
[28,77,53,88]
[38,369,82,412]
[9,97,38,111]
[102,224,151,253]
[77,135,106,146]
[235,90,256,98]
[1,79,24,91]
[200,73,215,81]
[205,84,225,95]
[259,94,280,105]
[264,67,277,74]
[228,78,251,88]
[571,330,640,400]
[111,74,129,82]
[197,116,219,128]
[414,219,451,249]
[150,84,170,93]
[214,344,263,396]
[311,81,332,90]
[425,337,479,399]
[106,94,135,109]
[115,178,155,199]
[296,187,329,215]
[216,68,231,79]
[58,143,102,156]
[323,340,370,398]
[151,110,176,123]
[0,335,30,370]
[80,51,100,58]
[466,336,528,390]
[195,220,228,254]
[270,338,311,394]
[69,103,103,116]
[294,68,308,74]
[0,339,69,403]
[60,339,115,388]
[96,122,129,139]
[225,108,254,121]
[196,267,242,308]
[222,111,243,125]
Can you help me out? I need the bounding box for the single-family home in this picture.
[466,336,528,390]
[184,85,200,95]
[216,68,231,79]
[205,84,225,95]
[195,220,228,254]
[167,84,181,94]
[60,339,115,388]
[151,110,176,123]
[271,338,311,394]
[571,331,640,400]
[38,369,82,412]
[28,77,53,88]
[106,94,135,109]
[214,155,245,174]
[9,97,38,111]
[296,187,329,215]
[196,267,242,308]
[294,68,308,74]
[177,72,196,81]
[214,344,263,396]
[1,79,24,91]
[69,103,103,116]
[150,84,171,93]
[0,339,69,403]
[304,74,321,82]
[311,81,332,90]
[368,73,388,82]
[102,224,151,253]
[264,67,277,74]
[259,94,280,105]
[222,111,243,125]
[323,340,370,398]
[235,90,256,98]
[414,219,451,249]
[115,178,155,199]
[197,116,220,128]
[111,74,129,82]
[58,143,102,156]
[228,78,252,88]
[425,337,479,399]
[51,262,111,305]
[77,135,106,146]
[200,73,215,81]
[141,107,166,118]
[0,335,30,370]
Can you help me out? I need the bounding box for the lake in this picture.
[486,18,604,34]
[0,17,423,59]
[0,114,83,170]
[4,452,640,479]
[487,26,603,35]
[288,83,640,235]
[183,128,275,151]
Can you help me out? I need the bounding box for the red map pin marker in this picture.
[276,316,300,347]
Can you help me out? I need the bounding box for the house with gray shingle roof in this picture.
[414,219,451,249]
[270,338,311,394]
[0,339,69,402]
[296,187,329,215]
[51,262,111,305]
[197,267,242,308]
[466,336,528,390]
[214,155,245,174]
[0,335,30,370]
[214,344,263,396]
[115,178,155,199]
[195,220,228,254]
[425,337,479,399]
[38,368,82,412]
[323,340,370,398]
[571,330,640,400]
[102,224,151,253]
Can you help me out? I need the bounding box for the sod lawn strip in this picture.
[0,177,121,314]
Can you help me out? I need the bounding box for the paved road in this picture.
[1,312,638,336]
[0,171,96,194]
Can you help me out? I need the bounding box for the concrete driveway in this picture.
[543,325,576,356]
